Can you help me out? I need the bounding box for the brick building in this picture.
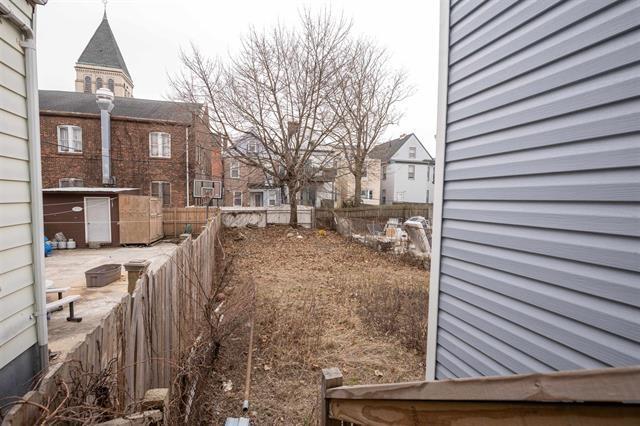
[39,90,222,207]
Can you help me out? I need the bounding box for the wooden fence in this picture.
[316,203,432,229]
[320,366,640,425]
[162,206,218,237]
[3,213,223,424]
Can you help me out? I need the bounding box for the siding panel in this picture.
[434,0,640,379]
[0,0,38,385]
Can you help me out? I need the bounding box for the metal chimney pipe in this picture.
[96,88,115,185]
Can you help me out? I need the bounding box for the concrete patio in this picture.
[45,243,178,358]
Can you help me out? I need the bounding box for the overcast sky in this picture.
[36,0,440,155]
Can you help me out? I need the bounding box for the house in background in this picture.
[334,157,382,206]
[370,133,435,204]
[39,90,221,207]
[223,135,283,207]
[0,0,48,402]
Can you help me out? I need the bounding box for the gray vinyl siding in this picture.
[434,0,640,379]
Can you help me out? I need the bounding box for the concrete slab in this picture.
[45,243,178,358]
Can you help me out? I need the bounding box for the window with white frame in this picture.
[230,161,240,178]
[268,190,278,206]
[233,191,243,206]
[149,132,171,158]
[151,181,171,207]
[397,191,404,201]
[57,125,83,153]
[59,178,84,188]
[360,189,373,200]
[409,146,416,159]
[248,140,258,153]
[408,165,415,180]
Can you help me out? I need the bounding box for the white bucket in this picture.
[50,241,58,249]
[67,239,76,249]
[58,241,67,249]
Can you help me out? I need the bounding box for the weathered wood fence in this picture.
[3,213,223,424]
[315,203,433,229]
[162,206,218,237]
[320,366,640,425]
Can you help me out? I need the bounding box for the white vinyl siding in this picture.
[430,0,640,380]
[57,125,82,153]
[0,0,38,372]
[149,132,171,158]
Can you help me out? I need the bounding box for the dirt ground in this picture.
[207,226,429,424]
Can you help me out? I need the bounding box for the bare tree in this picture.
[332,39,410,206]
[171,11,351,226]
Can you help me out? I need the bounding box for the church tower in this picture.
[74,9,134,97]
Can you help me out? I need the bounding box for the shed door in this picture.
[85,197,111,243]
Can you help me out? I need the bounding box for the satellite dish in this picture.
[72,206,83,212]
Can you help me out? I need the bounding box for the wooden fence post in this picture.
[320,367,343,426]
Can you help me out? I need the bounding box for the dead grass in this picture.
[205,226,428,424]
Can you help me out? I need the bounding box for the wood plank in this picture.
[329,399,640,426]
[326,366,640,402]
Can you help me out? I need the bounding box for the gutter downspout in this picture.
[5,4,50,374]
[186,126,190,207]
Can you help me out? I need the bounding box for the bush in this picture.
[356,283,428,355]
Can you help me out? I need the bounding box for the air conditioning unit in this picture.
[193,179,222,199]
[59,178,84,188]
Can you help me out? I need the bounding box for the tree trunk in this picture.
[288,182,299,227]
[354,171,363,206]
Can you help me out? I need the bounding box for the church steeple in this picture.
[74,5,134,97]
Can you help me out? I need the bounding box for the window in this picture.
[230,161,240,178]
[427,165,430,182]
[426,189,430,202]
[248,140,258,153]
[59,178,84,188]
[360,190,373,200]
[108,78,115,92]
[96,77,103,90]
[149,132,171,158]
[57,125,82,153]
[382,165,387,180]
[83,76,91,93]
[397,191,404,201]
[408,165,415,180]
[151,181,171,207]
[362,166,367,178]
[381,189,386,204]
[233,191,243,207]
[268,190,277,206]
[409,146,416,159]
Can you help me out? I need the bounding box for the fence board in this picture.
[3,213,223,423]
[163,207,218,237]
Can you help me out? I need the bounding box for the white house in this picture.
[370,133,435,204]
[0,0,48,401]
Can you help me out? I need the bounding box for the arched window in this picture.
[108,78,114,92]
[96,77,103,90]
[83,76,91,93]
